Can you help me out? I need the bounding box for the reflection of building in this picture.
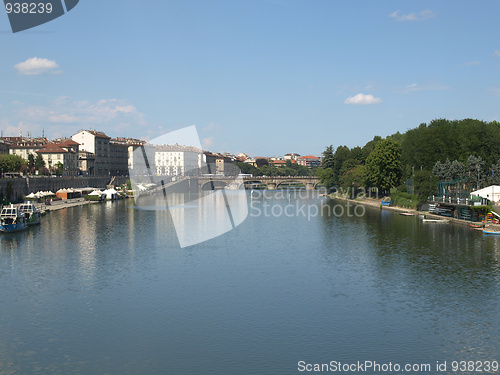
[298,155,320,168]
[155,144,203,176]
[72,130,111,176]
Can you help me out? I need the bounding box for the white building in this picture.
[72,130,111,176]
[155,144,203,176]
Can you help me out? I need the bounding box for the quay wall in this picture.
[0,176,128,202]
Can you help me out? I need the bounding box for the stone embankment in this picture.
[0,176,128,202]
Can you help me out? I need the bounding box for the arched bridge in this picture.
[196,176,321,191]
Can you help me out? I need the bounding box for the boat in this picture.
[470,222,483,228]
[400,212,414,216]
[482,229,500,235]
[19,203,41,226]
[422,218,450,223]
[0,205,28,233]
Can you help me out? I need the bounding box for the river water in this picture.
[0,192,499,374]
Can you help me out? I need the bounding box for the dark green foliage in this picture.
[28,153,36,169]
[365,138,402,194]
[35,154,45,171]
[0,154,25,172]
[321,145,334,169]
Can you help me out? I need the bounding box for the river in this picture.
[1,192,499,374]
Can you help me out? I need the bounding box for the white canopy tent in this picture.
[470,185,500,203]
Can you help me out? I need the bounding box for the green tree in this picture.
[315,167,335,190]
[255,158,269,168]
[54,162,63,176]
[365,138,402,195]
[321,145,334,169]
[0,154,25,173]
[35,154,45,171]
[28,153,36,169]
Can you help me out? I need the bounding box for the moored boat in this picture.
[482,229,500,235]
[0,205,28,233]
[422,218,450,223]
[19,203,41,226]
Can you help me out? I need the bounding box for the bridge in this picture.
[196,175,322,191]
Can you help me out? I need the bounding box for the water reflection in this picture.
[320,199,500,362]
[0,196,499,374]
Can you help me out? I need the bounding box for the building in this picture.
[215,154,233,175]
[36,142,79,176]
[270,160,287,167]
[112,137,156,174]
[298,155,321,169]
[78,151,95,176]
[155,144,203,176]
[284,153,301,161]
[109,139,129,176]
[72,130,111,176]
[0,139,9,154]
[7,137,48,160]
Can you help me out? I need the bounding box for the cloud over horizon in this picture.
[344,93,382,105]
[14,57,60,75]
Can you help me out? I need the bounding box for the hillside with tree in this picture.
[316,118,500,203]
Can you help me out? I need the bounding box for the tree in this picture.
[321,145,334,169]
[35,154,45,171]
[466,155,484,189]
[255,158,269,168]
[315,167,335,189]
[365,138,402,194]
[54,162,63,176]
[28,153,36,169]
[0,154,25,173]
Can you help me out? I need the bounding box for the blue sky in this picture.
[1,0,500,157]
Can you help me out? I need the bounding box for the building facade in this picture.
[155,145,203,176]
[72,130,111,176]
[36,142,79,176]
[7,137,48,160]
[297,155,321,169]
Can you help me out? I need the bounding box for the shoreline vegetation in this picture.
[316,118,500,204]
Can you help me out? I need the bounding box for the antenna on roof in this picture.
[42,128,45,138]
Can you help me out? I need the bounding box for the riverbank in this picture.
[328,194,500,229]
[3,197,102,215]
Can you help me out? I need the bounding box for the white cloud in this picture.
[389,9,435,22]
[14,57,60,75]
[9,96,147,139]
[487,87,500,96]
[202,137,214,149]
[344,93,382,105]
[462,61,480,66]
[0,120,40,137]
[203,122,222,132]
[493,50,500,57]
[400,82,449,93]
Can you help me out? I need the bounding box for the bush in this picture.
[390,191,425,209]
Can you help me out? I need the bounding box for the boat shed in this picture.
[470,185,500,204]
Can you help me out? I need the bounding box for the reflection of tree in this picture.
[318,201,500,359]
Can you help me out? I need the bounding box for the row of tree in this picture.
[0,153,62,176]
[316,118,500,197]
[235,159,313,177]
